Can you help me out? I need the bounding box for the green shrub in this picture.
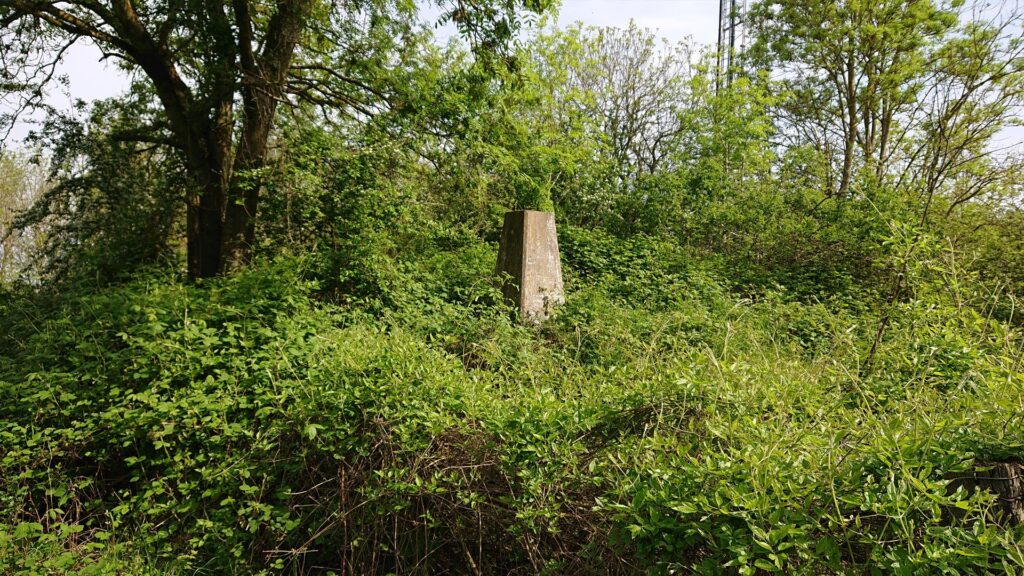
[2,231,1022,575]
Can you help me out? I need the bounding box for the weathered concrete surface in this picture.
[496,211,564,322]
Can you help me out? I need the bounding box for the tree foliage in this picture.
[0,0,553,278]
[0,150,47,282]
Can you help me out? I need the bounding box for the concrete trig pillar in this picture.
[496,211,565,323]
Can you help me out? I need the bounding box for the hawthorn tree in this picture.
[0,0,551,278]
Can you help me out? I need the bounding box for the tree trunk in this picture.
[838,49,858,199]
[221,173,259,273]
[220,0,312,274]
[947,461,1024,526]
[186,177,227,279]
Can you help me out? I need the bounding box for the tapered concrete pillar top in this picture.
[496,211,565,323]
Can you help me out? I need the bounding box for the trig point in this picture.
[496,211,565,323]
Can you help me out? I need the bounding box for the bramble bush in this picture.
[2,223,1022,574]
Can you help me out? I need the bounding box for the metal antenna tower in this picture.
[717,0,747,92]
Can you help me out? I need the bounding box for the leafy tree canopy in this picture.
[0,0,554,278]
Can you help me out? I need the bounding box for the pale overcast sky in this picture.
[557,0,719,44]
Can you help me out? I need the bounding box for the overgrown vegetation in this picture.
[1,0,1023,573]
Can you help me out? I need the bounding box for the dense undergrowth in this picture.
[3,0,1024,571]
[2,224,1022,575]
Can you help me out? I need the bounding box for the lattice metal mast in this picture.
[717,0,748,91]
